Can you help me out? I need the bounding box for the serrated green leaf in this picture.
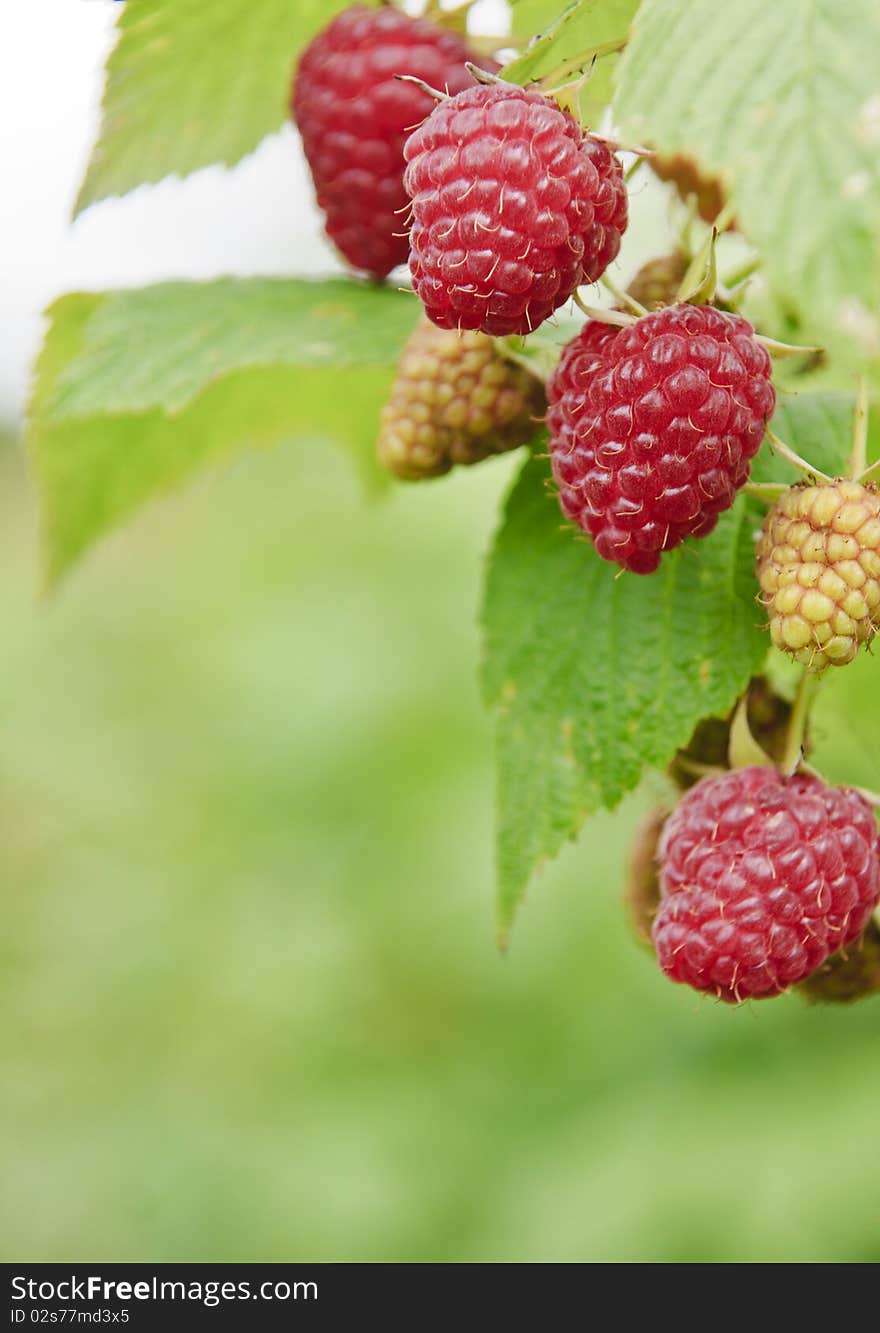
[504,0,639,126]
[482,455,767,939]
[76,0,360,213]
[614,0,880,377]
[26,279,417,583]
[44,278,418,419]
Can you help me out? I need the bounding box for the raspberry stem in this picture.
[848,376,869,479]
[395,73,447,101]
[572,292,635,326]
[743,481,789,504]
[781,669,815,775]
[463,61,503,86]
[600,273,647,317]
[755,334,823,359]
[765,429,832,483]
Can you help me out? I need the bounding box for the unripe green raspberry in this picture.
[757,479,880,670]
[377,318,545,480]
[626,250,689,311]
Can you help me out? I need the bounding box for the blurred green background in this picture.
[1,421,878,1264]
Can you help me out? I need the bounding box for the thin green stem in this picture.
[848,376,869,479]
[743,481,789,504]
[857,457,880,486]
[765,430,832,483]
[572,292,635,326]
[625,156,645,184]
[756,334,823,359]
[600,273,648,317]
[781,669,816,775]
[395,73,446,100]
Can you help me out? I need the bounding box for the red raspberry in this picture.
[546,317,619,481]
[547,304,775,574]
[653,766,880,1003]
[292,6,490,279]
[403,83,627,335]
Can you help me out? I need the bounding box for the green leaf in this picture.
[76,0,360,214]
[482,455,767,940]
[43,277,418,418]
[505,0,639,126]
[26,279,417,583]
[614,0,880,376]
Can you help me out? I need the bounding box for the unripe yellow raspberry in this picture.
[757,479,880,670]
[377,318,544,480]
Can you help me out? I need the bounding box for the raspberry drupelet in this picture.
[403,82,627,336]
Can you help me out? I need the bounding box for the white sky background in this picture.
[0,0,511,425]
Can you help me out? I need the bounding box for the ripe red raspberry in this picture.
[403,83,627,336]
[292,6,491,279]
[653,766,880,1003]
[547,304,776,574]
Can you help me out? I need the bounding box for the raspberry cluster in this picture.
[653,766,880,1003]
[377,318,544,479]
[403,83,627,336]
[757,479,880,670]
[292,6,489,278]
[548,304,775,573]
